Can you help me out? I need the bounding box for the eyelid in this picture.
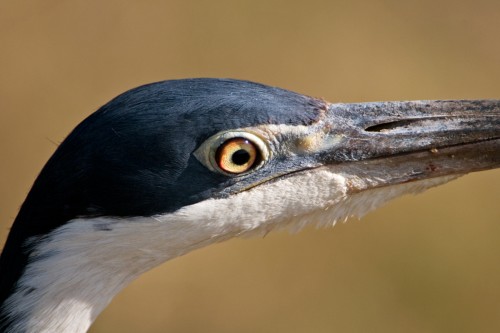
[194,130,271,176]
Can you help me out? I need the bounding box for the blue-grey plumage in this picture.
[0,78,499,333]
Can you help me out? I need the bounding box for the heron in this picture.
[0,78,498,332]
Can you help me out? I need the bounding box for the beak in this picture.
[315,100,500,186]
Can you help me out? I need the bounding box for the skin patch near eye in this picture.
[252,123,344,156]
[295,132,326,152]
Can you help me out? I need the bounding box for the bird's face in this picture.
[1,79,498,333]
[182,98,500,237]
[11,78,495,266]
[195,100,500,192]
[38,79,498,233]
[10,78,500,248]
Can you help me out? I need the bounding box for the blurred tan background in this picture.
[1,1,499,332]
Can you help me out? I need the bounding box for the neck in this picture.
[0,170,458,332]
[0,219,150,333]
[0,212,237,333]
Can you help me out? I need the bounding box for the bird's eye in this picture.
[193,130,270,176]
[216,138,258,174]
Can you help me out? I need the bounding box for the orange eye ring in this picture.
[216,138,259,174]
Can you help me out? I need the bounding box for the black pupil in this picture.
[232,149,251,165]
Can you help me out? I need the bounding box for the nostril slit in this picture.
[365,120,419,132]
[364,117,447,132]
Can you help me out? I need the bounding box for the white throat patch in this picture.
[2,167,458,332]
